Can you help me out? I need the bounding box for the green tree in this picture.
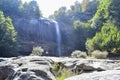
[22,0,42,18]
[73,20,91,51]
[69,1,82,15]
[0,0,42,18]
[82,0,90,12]
[0,0,21,17]
[86,22,120,54]
[0,11,18,57]
[108,0,120,27]
[90,0,111,31]
[86,0,98,14]
[84,0,112,50]
[86,0,120,54]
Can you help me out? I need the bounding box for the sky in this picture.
[22,0,82,18]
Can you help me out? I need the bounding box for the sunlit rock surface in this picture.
[0,56,120,80]
[0,56,56,80]
[65,70,120,80]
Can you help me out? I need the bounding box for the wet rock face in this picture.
[14,18,56,42]
[13,17,57,56]
[13,17,74,56]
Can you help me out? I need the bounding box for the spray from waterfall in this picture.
[52,20,62,56]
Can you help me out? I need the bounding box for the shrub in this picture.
[90,50,108,59]
[71,50,87,58]
[56,68,74,80]
[30,46,44,56]
[52,63,75,80]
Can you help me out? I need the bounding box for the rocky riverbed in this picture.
[0,56,120,80]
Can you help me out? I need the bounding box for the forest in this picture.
[1,0,120,80]
[0,0,120,59]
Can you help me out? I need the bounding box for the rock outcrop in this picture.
[0,56,120,80]
[50,57,120,79]
[65,70,120,80]
[0,56,56,80]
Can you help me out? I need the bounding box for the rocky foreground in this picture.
[0,56,120,80]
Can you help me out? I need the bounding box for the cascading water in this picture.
[52,20,62,56]
[38,17,62,56]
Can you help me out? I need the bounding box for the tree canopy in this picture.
[0,0,42,18]
[0,11,18,57]
[86,0,120,54]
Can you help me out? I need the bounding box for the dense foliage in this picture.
[86,0,120,54]
[73,20,91,50]
[0,11,18,57]
[108,0,120,27]
[50,0,98,22]
[0,0,42,18]
[87,22,120,53]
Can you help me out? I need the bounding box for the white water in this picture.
[52,20,62,56]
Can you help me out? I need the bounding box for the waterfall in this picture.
[52,20,62,56]
[38,17,62,56]
[39,17,51,42]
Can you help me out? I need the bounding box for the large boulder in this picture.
[0,56,56,80]
[49,57,120,73]
[0,59,4,62]
[65,70,120,80]
[0,65,15,80]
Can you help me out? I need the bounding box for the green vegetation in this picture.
[30,46,44,56]
[71,50,87,58]
[86,0,120,54]
[0,0,42,18]
[90,50,108,59]
[52,63,75,80]
[86,22,120,53]
[0,11,18,57]
[73,20,91,50]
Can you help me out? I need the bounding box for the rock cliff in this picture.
[13,17,73,56]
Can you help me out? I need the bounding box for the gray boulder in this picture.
[0,65,15,80]
[0,56,56,80]
[65,70,120,80]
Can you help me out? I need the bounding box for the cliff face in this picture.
[13,17,73,56]
[14,18,56,42]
